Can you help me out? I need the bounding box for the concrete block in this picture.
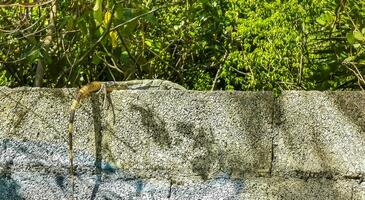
[0,87,273,197]
[240,177,353,200]
[104,90,273,182]
[353,181,365,200]
[274,91,365,179]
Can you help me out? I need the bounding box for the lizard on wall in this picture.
[67,79,186,198]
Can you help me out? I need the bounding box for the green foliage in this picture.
[0,0,364,91]
[0,70,10,86]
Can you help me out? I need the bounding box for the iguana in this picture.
[67,79,185,198]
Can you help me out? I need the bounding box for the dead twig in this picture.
[343,61,365,90]
[211,50,229,91]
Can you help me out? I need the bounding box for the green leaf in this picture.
[358,60,365,65]
[343,56,355,63]
[145,39,152,47]
[106,0,114,9]
[29,49,40,61]
[353,43,361,48]
[316,12,334,26]
[93,0,103,26]
[346,32,355,44]
[353,31,365,42]
[121,51,129,62]
[114,7,133,21]
[77,19,88,35]
[114,5,124,20]
[92,55,101,64]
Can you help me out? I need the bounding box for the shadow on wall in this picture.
[130,104,173,148]
[0,167,22,200]
[129,101,233,180]
[273,91,365,199]
[175,121,216,180]
[88,93,245,198]
[228,92,273,176]
[102,91,275,181]
[0,137,244,199]
[329,92,365,142]
[130,102,218,180]
[0,177,22,200]
[1,88,271,184]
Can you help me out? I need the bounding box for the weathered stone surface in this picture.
[353,181,365,200]
[0,87,78,144]
[0,87,273,199]
[2,87,365,199]
[0,138,355,200]
[239,177,353,200]
[274,91,365,179]
[103,90,273,182]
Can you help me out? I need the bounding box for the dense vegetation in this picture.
[0,0,364,92]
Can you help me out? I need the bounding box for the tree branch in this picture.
[211,50,229,91]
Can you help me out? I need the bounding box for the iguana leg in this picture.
[96,82,108,108]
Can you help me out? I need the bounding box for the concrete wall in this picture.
[0,87,364,199]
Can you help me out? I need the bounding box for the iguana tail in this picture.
[67,81,104,196]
